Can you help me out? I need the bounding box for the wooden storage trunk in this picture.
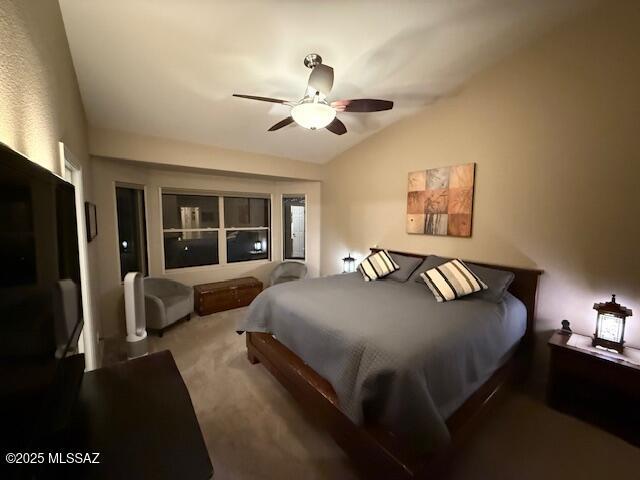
[194,277,263,316]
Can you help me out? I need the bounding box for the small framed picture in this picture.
[85,202,98,242]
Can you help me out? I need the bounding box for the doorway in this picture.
[59,142,99,370]
[283,195,306,260]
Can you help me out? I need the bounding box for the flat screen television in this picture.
[0,142,84,449]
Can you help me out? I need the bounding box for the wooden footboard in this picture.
[247,331,524,479]
[246,332,426,479]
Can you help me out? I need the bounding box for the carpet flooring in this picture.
[144,308,640,480]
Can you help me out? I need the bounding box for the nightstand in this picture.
[547,332,640,444]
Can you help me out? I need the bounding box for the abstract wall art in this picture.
[406,163,476,237]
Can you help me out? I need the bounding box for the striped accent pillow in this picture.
[358,250,400,282]
[420,259,488,302]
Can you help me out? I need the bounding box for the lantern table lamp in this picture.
[253,240,263,253]
[592,294,632,354]
[342,253,356,273]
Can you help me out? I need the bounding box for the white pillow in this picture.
[420,259,488,302]
[358,250,400,282]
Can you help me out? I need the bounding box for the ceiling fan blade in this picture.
[307,64,334,96]
[325,118,347,135]
[331,99,393,112]
[233,94,291,104]
[268,116,294,132]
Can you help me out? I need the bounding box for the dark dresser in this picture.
[47,350,213,479]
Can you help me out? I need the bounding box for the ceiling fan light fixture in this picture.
[233,53,394,135]
[290,101,336,130]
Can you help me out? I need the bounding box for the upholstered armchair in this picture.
[269,261,308,286]
[143,277,194,336]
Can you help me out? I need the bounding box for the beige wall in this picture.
[0,0,86,174]
[0,0,102,358]
[92,157,320,337]
[90,127,325,181]
[322,2,640,347]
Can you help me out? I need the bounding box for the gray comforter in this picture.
[237,273,526,452]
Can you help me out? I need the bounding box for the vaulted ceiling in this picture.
[59,0,595,163]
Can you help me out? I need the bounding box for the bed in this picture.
[238,249,542,479]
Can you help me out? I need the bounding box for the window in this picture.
[161,192,270,269]
[63,164,74,183]
[224,197,270,263]
[283,195,305,260]
[116,186,148,280]
[162,193,219,269]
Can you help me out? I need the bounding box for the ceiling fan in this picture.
[233,53,393,135]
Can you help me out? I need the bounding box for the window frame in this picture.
[282,194,307,262]
[223,196,271,264]
[160,188,272,272]
[114,182,150,283]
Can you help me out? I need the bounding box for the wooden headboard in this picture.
[370,248,543,340]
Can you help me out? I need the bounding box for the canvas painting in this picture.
[406,163,475,237]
